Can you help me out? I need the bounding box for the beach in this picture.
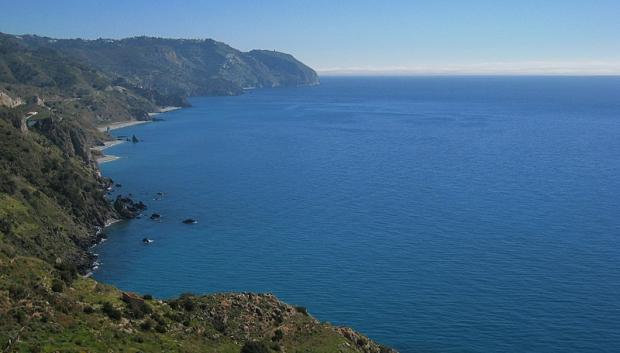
[96,119,150,132]
[94,107,182,162]
[148,106,182,117]
[97,107,182,132]
[92,140,125,164]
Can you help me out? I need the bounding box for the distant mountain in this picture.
[15,35,320,96]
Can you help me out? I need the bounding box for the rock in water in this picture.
[113,195,147,219]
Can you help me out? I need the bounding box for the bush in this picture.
[102,302,122,321]
[240,341,269,353]
[83,306,95,314]
[294,306,308,316]
[155,323,167,333]
[55,263,78,284]
[142,294,153,300]
[8,285,26,299]
[13,310,26,324]
[51,279,64,293]
[182,297,195,311]
[125,299,152,319]
[272,329,284,342]
[140,319,153,331]
[176,293,196,311]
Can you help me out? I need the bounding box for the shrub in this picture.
[8,285,26,299]
[182,297,195,311]
[142,294,153,300]
[240,341,269,353]
[140,319,153,331]
[272,329,284,342]
[102,302,122,321]
[55,263,78,284]
[51,279,64,293]
[155,323,167,333]
[13,310,26,324]
[294,306,308,316]
[125,299,152,319]
[83,306,94,314]
[176,293,196,311]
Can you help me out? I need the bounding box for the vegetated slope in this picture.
[0,34,393,353]
[0,33,179,127]
[16,35,320,97]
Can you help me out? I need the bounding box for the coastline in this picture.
[96,119,150,132]
[96,106,182,132]
[92,140,125,164]
[94,106,183,164]
[148,105,182,117]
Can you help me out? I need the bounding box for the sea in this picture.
[94,76,620,353]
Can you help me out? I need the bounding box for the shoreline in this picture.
[96,106,182,132]
[97,119,150,132]
[94,106,183,163]
[92,140,125,164]
[148,106,182,117]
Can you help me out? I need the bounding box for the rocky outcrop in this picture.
[0,91,23,108]
[162,292,397,352]
[336,327,397,353]
[113,195,147,219]
[35,117,96,162]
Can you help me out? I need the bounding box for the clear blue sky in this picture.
[2,0,619,74]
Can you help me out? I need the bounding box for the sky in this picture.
[1,0,619,75]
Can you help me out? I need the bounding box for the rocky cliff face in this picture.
[0,91,23,108]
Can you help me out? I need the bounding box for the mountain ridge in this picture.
[12,33,320,98]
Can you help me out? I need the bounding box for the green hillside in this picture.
[16,35,320,97]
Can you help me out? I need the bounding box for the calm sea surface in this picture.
[95,77,620,353]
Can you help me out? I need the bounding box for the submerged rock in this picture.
[150,213,161,220]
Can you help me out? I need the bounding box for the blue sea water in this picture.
[95,77,620,353]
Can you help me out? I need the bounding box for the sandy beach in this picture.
[96,155,120,164]
[97,120,150,132]
[91,139,125,151]
[92,140,125,164]
[97,107,182,132]
[94,106,182,163]
[148,106,182,117]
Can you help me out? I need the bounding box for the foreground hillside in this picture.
[0,34,393,352]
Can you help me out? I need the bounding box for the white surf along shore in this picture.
[94,106,182,164]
